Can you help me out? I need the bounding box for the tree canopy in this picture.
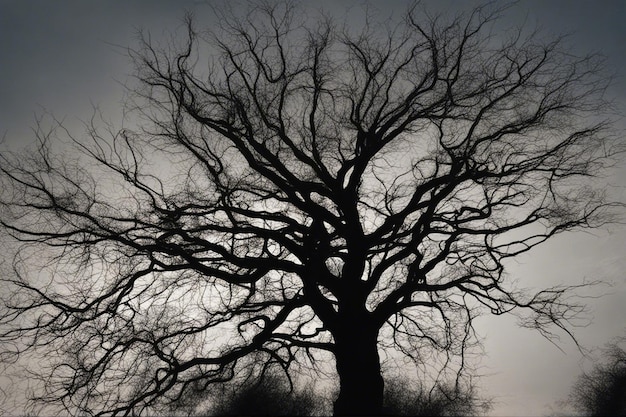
[0,1,622,415]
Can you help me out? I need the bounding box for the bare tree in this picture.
[0,1,622,415]
[568,337,626,416]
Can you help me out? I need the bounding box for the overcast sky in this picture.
[1,1,625,416]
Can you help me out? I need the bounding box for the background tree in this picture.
[0,1,621,416]
[567,337,626,416]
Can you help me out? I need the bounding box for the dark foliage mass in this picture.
[173,369,487,417]
[200,374,320,416]
[0,1,622,415]
[568,338,626,416]
[382,378,489,416]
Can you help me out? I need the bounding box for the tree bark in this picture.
[333,315,384,416]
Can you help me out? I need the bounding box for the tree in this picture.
[0,1,621,415]
[568,337,626,416]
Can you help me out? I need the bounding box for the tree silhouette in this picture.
[0,2,622,416]
[568,337,626,416]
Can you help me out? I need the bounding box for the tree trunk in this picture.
[333,317,384,416]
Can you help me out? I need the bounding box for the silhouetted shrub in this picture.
[172,370,489,416]
[382,378,491,416]
[204,373,322,416]
[569,338,626,416]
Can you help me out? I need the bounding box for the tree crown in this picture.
[0,1,622,415]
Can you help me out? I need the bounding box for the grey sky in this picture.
[0,1,624,415]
